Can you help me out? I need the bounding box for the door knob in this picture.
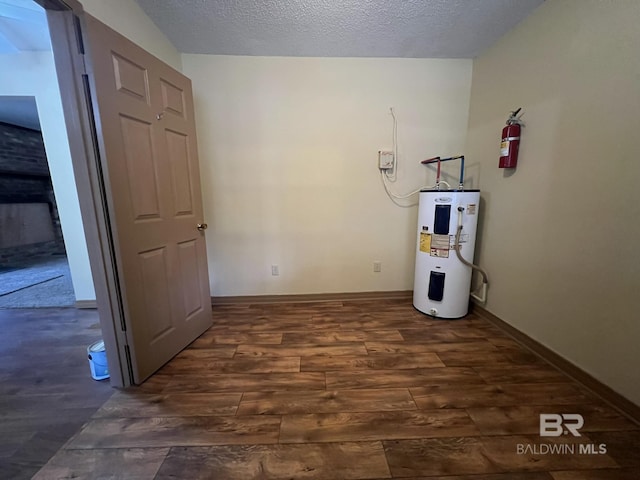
[197,223,208,231]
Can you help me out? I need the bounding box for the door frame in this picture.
[36,0,132,387]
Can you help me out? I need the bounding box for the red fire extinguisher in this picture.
[499,108,524,168]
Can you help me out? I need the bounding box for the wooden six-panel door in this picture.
[82,15,212,383]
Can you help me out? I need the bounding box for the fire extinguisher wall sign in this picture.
[499,108,524,169]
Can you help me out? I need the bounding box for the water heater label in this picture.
[430,234,450,257]
[419,232,431,253]
[431,248,449,258]
[451,234,469,247]
[467,204,477,215]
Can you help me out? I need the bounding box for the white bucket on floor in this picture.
[87,340,109,380]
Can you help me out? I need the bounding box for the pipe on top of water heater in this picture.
[421,155,466,190]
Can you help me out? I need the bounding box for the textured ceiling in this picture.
[134,0,544,58]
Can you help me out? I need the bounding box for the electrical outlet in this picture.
[378,151,394,170]
[271,265,279,276]
[373,261,382,273]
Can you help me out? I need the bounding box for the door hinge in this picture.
[124,344,135,385]
[71,13,87,75]
[77,53,87,75]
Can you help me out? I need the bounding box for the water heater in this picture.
[413,189,480,319]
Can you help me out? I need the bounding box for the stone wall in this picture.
[0,122,65,266]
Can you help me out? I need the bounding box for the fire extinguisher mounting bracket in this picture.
[506,107,525,127]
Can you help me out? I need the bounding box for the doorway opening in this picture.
[8,0,214,389]
[0,2,113,474]
[0,0,96,310]
[0,98,75,308]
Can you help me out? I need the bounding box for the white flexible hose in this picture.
[455,210,489,303]
[381,108,453,204]
[381,171,451,201]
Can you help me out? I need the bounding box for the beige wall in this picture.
[466,0,640,405]
[0,52,95,301]
[182,55,472,296]
[80,0,182,71]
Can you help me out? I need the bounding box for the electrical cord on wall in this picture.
[384,107,398,182]
[380,107,450,206]
[380,172,417,207]
[381,172,450,200]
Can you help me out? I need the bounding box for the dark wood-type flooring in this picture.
[0,307,113,479]
[16,299,640,479]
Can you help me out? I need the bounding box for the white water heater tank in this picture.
[413,190,480,319]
